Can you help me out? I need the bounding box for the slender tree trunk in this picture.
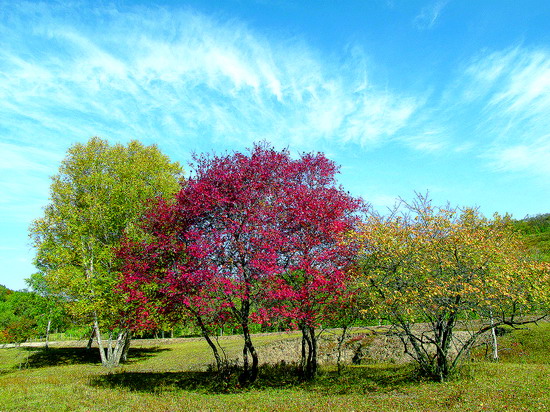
[45,318,52,350]
[434,321,448,382]
[309,326,318,378]
[489,310,499,361]
[242,342,249,373]
[300,324,318,380]
[436,349,448,383]
[121,330,132,363]
[93,314,130,368]
[86,327,95,350]
[233,293,258,386]
[107,331,114,363]
[94,318,108,366]
[336,325,348,375]
[109,329,129,367]
[300,332,306,372]
[239,321,259,385]
[194,313,222,370]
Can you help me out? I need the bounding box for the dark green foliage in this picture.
[515,213,550,234]
[0,288,70,344]
[0,290,41,343]
[0,285,11,300]
[1,317,37,344]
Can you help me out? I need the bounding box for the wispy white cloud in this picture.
[490,136,550,177]
[0,142,57,172]
[3,1,550,287]
[407,45,550,180]
[459,47,550,178]
[413,1,449,30]
[2,4,548,203]
[0,3,421,154]
[464,47,550,115]
[401,128,448,152]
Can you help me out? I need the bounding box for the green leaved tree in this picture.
[29,137,183,367]
[26,272,71,349]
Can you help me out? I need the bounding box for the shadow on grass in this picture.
[22,346,169,368]
[320,364,422,394]
[89,362,421,395]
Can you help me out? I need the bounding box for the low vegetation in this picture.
[515,213,550,262]
[0,322,548,411]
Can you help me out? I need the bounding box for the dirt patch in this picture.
[257,329,409,366]
[258,327,493,366]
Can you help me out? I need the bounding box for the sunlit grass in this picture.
[0,323,548,411]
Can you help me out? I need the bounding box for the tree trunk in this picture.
[336,325,348,375]
[107,330,114,362]
[121,330,132,363]
[300,333,306,372]
[239,322,259,385]
[87,326,95,350]
[194,313,222,371]
[434,321,449,382]
[490,310,499,362]
[300,324,318,380]
[94,316,130,368]
[110,329,130,367]
[94,319,108,366]
[45,318,52,350]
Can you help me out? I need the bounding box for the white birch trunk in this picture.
[45,318,52,349]
[490,310,499,361]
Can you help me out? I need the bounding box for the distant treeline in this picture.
[0,284,70,344]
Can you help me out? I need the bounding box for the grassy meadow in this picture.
[0,323,548,411]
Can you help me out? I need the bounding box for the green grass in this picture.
[0,324,548,411]
[497,322,550,364]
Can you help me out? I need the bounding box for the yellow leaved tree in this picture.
[354,193,549,382]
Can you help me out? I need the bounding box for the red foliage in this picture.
[118,142,363,337]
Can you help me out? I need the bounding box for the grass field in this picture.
[0,323,548,411]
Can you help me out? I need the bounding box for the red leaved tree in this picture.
[117,198,231,370]
[118,143,363,384]
[255,153,363,379]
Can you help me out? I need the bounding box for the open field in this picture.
[0,323,548,411]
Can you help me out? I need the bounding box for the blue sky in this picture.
[1,0,550,290]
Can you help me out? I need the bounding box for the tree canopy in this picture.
[353,194,549,381]
[29,137,183,366]
[0,287,69,344]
